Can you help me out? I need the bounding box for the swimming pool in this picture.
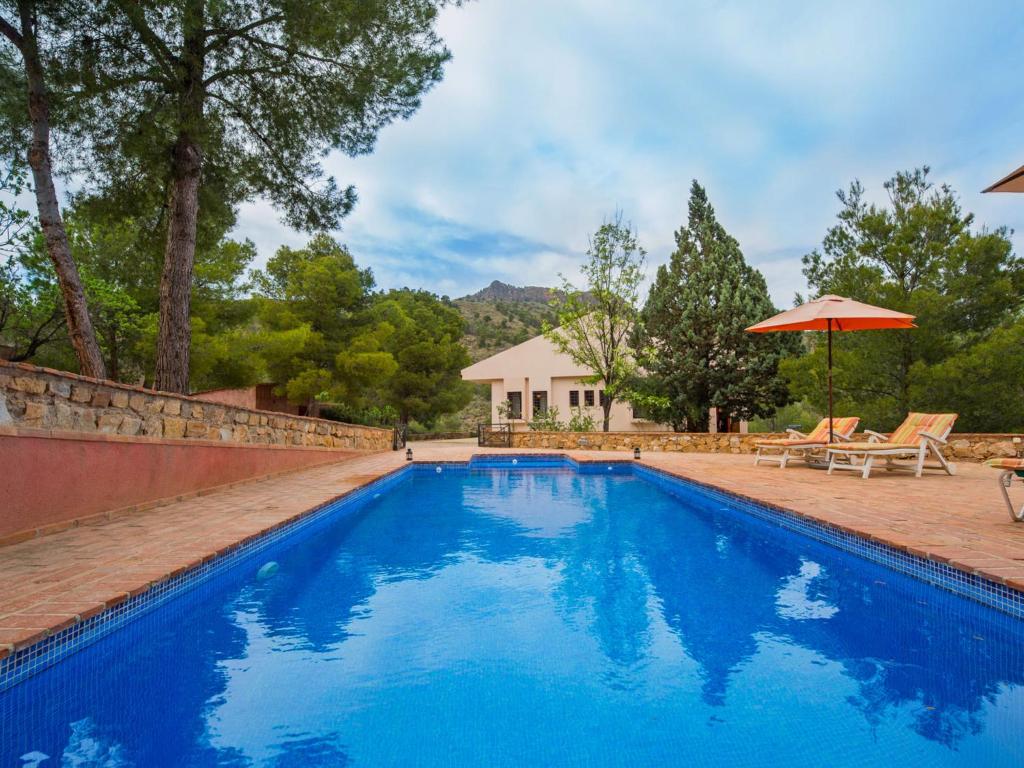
[2,458,1023,766]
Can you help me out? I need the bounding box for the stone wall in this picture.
[0,361,391,451]
[511,431,780,454]
[4,360,1020,461]
[511,430,1024,461]
[407,432,474,442]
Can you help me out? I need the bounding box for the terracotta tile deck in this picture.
[2,441,1023,658]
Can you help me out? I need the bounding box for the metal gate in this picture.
[477,423,512,448]
[392,423,408,450]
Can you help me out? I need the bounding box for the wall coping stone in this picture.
[0,424,364,452]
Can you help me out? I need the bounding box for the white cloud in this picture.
[234,0,1024,306]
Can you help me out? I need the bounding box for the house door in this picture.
[716,409,731,434]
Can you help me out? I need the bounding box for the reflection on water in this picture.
[2,468,1023,767]
[775,561,839,620]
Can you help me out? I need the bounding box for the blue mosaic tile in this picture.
[632,464,1024,621]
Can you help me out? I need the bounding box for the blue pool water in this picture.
[2,462,1023,766]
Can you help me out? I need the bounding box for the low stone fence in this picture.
[511,430,1024,461]
[511,431,780,453]
[407,432,474,441]
[0,360,391,451]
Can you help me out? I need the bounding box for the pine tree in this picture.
[57,0,453,392]
[0,1,106,378]
[790,167,1024,430]
[639,181,791,431]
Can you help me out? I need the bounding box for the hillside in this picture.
[434,281,558,433]
[454,280,558,363]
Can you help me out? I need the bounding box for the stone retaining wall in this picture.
[0,361,391,451]
[511,430,1024,461]
[4,360,1020,461]
[407,432,474,441]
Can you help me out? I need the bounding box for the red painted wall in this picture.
[192,384,307,415]
[0,430,363,541]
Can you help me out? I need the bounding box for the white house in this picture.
[460,331,746,433]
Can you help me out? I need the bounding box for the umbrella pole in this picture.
[827,319,834,444]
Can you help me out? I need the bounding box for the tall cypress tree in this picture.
[639,181,791,431]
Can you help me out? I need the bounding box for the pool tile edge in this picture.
[633,463,1024,621]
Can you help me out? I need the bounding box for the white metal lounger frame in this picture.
[826,427,956,479]
[754,428,853,469]
[996,470,1024,522]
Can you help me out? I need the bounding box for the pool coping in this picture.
[1,452,1022,692]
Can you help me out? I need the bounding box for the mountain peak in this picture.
[461,280,553,304]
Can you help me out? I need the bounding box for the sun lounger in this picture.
[826,412,957,479]
[754,416,860,468]
[986,458,1024,522]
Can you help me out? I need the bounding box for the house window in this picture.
[506,391,522,419]
[632,404,652,421]
[532,391,548,415]
[569,390,580,407]
[599,390,609,406]
[584,390,595,407]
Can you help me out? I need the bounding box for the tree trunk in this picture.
[106,325,119,381]
[154,135,201,392]
[154,4,205,393]
[6,2,106,379]
[602,399,612,432]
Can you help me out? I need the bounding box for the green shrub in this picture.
[528,406,566,431]
[747,400,823,433]
[567,407,597,432]
[318,403,399,427]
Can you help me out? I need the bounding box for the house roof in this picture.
[461,331,594,383]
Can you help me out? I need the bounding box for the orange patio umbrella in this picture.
[746,295,916,442]
[983,163,1024,193]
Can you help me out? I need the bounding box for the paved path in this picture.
[2,442,1023,656]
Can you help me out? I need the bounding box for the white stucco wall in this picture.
[462,334,669,432]
[462,331,747,433]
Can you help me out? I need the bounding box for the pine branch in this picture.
[0,13,23,50]
[203,63,291,87]
[205,90,322,203]
[109,0,179,80]
[203,13,286,54]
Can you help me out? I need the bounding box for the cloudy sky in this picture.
[235,0,1024,307]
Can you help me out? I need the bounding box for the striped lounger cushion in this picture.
[986,458,1024,470]
[831,413,957,451]
[758,417,859,447]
